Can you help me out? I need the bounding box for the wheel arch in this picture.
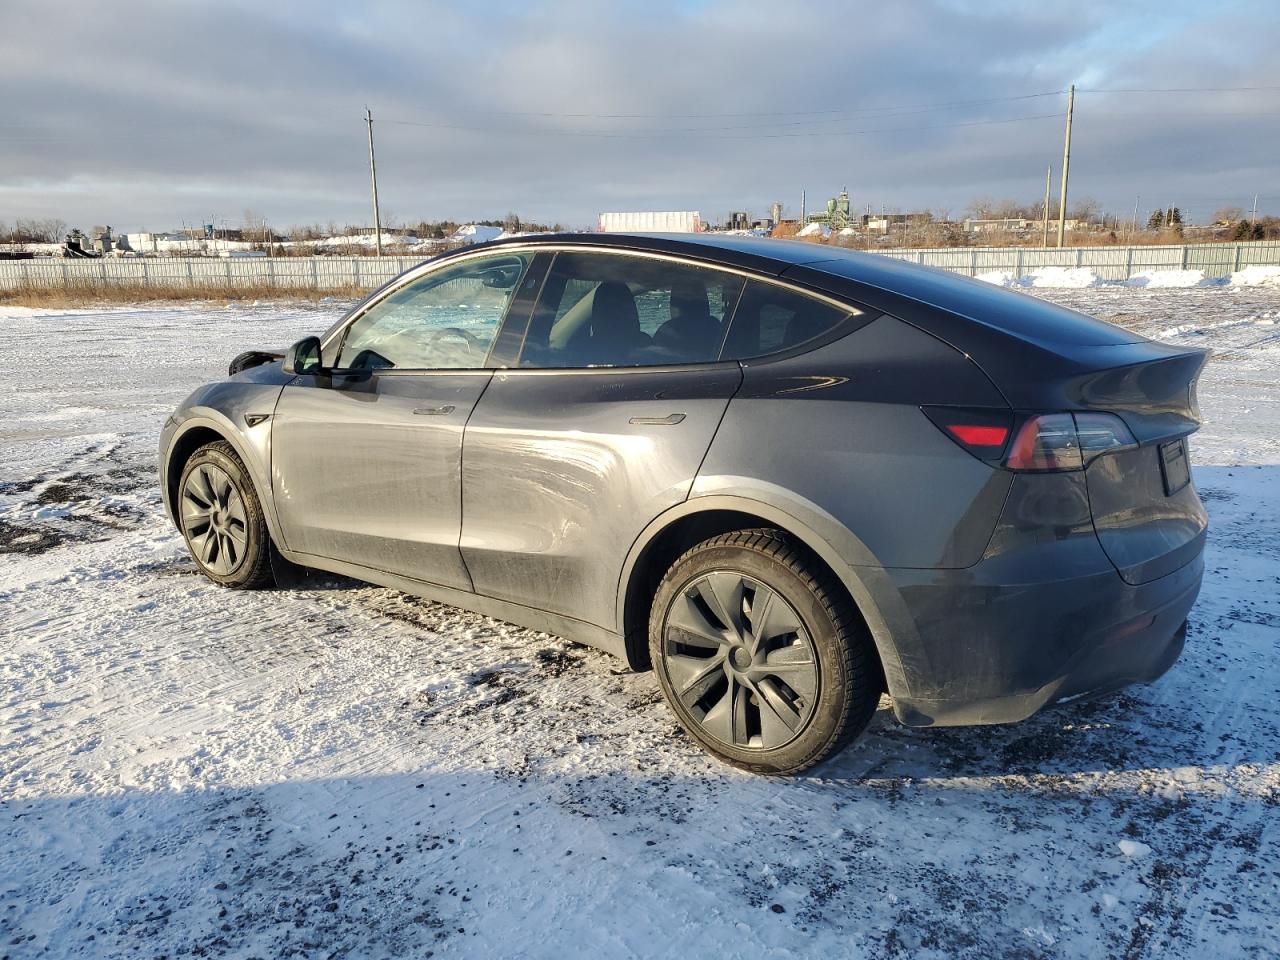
[617,494,915,701]
[163,414,284,547]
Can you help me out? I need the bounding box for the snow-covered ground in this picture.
[2,287,1278,958]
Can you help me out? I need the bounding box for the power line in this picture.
[1078,84,1280,93]
[1079,109,1280,117]
[468,90,1066,120]
[383,112,1065,141]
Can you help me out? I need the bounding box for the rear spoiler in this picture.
[1064,347,1208,444]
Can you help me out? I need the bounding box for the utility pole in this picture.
[1132,195,1140,236]
[1251,192,1259,226]
[1041,165,1052,247]
[800,188,806,226]
[1055,84,1075,248]
[366,107,383,257]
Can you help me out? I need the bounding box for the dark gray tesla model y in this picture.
[160,233,1207,773]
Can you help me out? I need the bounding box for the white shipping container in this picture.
[597,211,703,233]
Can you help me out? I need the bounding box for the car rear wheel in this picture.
[178,441,273,589]
[649,529,880,775]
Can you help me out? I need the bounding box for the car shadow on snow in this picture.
[4,759,1274,959]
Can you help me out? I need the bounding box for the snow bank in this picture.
[1229,265,1280,287]
[449,224,504,245]
[797,222,831,238]
[977,267,1105,288]
[1125,269,1222,288]
[978,265,1280,289]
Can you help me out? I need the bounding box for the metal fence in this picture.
[877,240,1280,280]
[0,256,428,292]
[2,240,1279,292]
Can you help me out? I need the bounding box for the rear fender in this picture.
[618,490,919,703]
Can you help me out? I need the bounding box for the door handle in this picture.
[414,404,456,416]
[629,413,686,426]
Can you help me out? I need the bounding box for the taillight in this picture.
[925,407,1137,472]
[1073,412,1138,462]
[1005,414,1081,471]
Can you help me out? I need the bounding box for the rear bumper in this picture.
[881,548,1203,727]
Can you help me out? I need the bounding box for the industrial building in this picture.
[597,211,703,233]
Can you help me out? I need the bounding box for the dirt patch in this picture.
[0,518,69,555]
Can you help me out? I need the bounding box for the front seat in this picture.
[654,278,720,361]
[587,281,649,365]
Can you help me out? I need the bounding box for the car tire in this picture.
[649,528,880,775]
[177,441,274,589]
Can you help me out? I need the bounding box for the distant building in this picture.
[835,213,931,235]
[806,189,855,229]
[964,217,1084,234]
[964,218,1031,234]
[124,232,189,253]
[598,211,703,233]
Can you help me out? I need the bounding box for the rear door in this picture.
[460,250,745,629]
[271,251,537,588]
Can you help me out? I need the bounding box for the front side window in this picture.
[518,252,745,368]
[338,253,531,370]
[720,280,858,361]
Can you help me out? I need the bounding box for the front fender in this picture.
[160,379,287,546]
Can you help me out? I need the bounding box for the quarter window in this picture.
[338,253,531,370]
[720,280,857,361]
[518,252,745,368]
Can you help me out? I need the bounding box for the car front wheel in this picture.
[177,441,273,589]
[649,529,880,774]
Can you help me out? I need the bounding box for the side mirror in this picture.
[283,336,325,376]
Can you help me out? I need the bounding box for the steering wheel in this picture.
[421,326,486,363]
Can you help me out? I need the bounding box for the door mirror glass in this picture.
[283,336,324,376]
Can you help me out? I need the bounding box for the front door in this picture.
[271,250,536,588]
[461,250,746,628]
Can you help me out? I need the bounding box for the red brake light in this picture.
[921,407,1013,460]
[946,424,1009,447]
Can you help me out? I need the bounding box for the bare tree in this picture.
[1068,198,1101,224]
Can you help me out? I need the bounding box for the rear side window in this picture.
[720,280,856,360]
[518,252,745,368]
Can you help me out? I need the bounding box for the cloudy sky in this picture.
[3,0,1277,232]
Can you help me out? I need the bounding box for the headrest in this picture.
[591,281,640,337]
